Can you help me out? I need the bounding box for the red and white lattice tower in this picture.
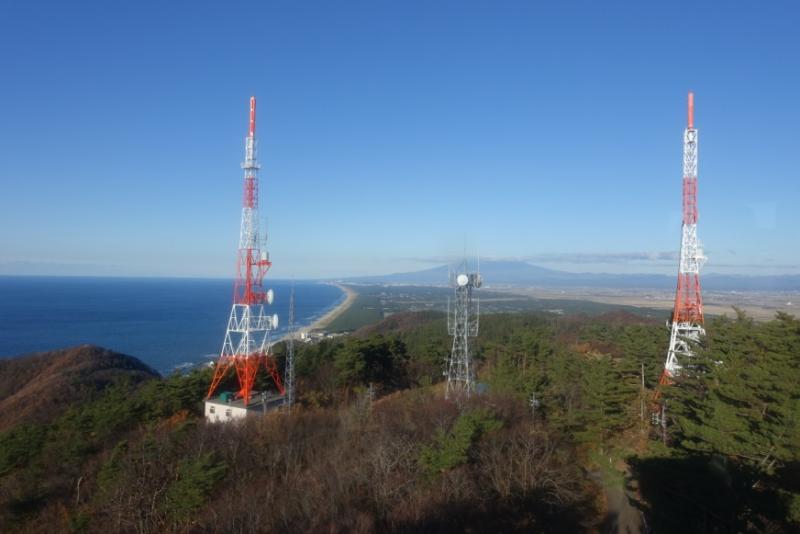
[207,97,284,406]
[661,92,706,383]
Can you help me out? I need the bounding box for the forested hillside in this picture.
[0,311,797,532]
[0,346,158,432]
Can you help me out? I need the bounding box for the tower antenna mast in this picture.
[207,97,284,406]
[445,260,482,399]
[655,92,706,417]
[285,284,296,407]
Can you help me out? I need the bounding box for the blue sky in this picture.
[0,1,798,278]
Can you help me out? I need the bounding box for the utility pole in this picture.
[640,362,645,421]
[530,392,540,429]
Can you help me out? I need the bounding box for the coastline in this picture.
[298,283,357,334]
[192,284,356,370]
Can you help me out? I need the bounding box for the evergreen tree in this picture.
[620,324,667,388]
[485,325,552,398]
[572,356,639,450]
[334,335,408,388]
[669,312,800,473]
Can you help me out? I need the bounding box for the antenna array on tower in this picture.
[206,97,284,408]
[653,92,707,425]
[445,262,482,399]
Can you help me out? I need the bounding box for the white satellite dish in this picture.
[272,313,279,329]
[456,274,469,287]
[266,288,274,305]
[474,274,482,288]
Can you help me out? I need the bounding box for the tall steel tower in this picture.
[661,92,706,383]
[207,97,284,406]
[285,286,296,407]
[445,265,482,399]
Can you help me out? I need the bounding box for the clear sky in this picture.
[0,1,798,278]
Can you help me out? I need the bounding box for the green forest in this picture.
[0,309,798,532]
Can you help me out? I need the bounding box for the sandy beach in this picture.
[298,283,357,333]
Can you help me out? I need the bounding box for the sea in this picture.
[0,276,344,375]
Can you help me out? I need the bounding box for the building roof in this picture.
[205,391,285,410]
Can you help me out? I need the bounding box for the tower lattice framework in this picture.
[207,97,284,406]
[445,267,481,399]
[661,92,706,386]
[285,285,296,407]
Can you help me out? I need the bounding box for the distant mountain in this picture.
[0,345,158,432]
[345,260,800,292]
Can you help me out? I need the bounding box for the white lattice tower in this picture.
[445,267,481,399]
[285,285,296,407]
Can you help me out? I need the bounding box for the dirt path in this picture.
[603,481,644,533]
[591,469,645,534]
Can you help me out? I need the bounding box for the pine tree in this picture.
[620,324,667,388]
[668,312,800,473]
[573,356,639,450]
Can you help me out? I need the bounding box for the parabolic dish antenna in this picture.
[272,314,279,329]
[456,274,469,287]
[266,289,274,305]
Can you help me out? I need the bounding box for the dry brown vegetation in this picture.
[0,338,602,532]
[81,390,598,533]
[0,345,158,432]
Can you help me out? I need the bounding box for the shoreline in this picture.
[298,283,357,334]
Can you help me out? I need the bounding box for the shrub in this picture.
[419,409,502,476]
[163,452,227,521]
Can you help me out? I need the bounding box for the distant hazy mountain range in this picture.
[344,260,800,292]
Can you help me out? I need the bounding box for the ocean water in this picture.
[0,276,344,374]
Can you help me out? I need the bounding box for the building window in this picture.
[225,409,232,418]
[209,406,215,414]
